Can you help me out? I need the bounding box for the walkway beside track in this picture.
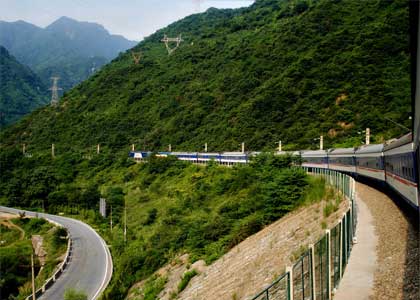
[334,186,378,300]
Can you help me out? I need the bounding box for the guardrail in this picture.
[251,168,357,300]
[25,221,73,300]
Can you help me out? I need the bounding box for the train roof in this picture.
[170,152,197,155]
[301,150,328,156]
[355,144,384,154]
[328,148,355,155]
[197,152,220,155]
[383,132,413,151]
[220,152,247,155]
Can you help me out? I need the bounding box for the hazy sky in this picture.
[0,0,254,40]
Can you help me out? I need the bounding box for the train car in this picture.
[129,151,151,161]
[328,148,356,173]
[301,150,329,169]
[219,152,248,165]
[384,133,419,208]
[197,152,221,164]
[155,152,170,158]
[355,144,385,181]
[170,152,198,162]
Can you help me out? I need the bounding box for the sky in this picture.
[0,0,254,41]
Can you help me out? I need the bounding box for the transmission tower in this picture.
[49,77,62,106]
[193,0,203,12]
[161,34,183,55]
[131,51,142,64]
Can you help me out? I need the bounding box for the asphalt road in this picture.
[0,206,113,300]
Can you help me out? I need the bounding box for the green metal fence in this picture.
[251,168,357,300]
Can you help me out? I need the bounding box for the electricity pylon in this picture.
[161,34,183,55]
[49,77,62,106]
[131,51,142,64]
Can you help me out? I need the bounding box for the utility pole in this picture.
[97,144,100,154]
[320,135,324,150]
[110,206,113,232]
[365,128,370,145]
[49,77,62,106]
[278,141,282,152]
[52,144,55,158]
[31,252,36,300]
[204,143,208,152]
[241,142,245,153]
[123,198,128,244]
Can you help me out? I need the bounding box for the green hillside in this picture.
[0,0,413,298]
[0,46,48,126]
[0,0,411,152]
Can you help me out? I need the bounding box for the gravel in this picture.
[356,182,419,300]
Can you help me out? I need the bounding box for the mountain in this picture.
[0,46,48,126]
[1,0,410,152]
[0,17,137,91]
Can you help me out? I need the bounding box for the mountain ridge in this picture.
[0,46,48,126]
[0,17,137,90]
[0,0,411,151]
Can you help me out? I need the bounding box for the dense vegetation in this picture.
[0,17,136,91]
[0,46,48,126]
[0,148,331,299]
[0,217,67,299]
[0,0,411,153]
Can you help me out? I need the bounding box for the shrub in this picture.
[178,269,198,293]
[64,288,87,300]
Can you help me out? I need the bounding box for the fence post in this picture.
[326,230,331,300]
[342,212,347,268]
[309,244,316,300]
[287,266,294,300]
[338,219,343,280]
[349,205,353,247]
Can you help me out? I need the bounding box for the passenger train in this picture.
[129,132,419,211]
[301,133,418,210]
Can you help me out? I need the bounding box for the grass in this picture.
[142,275,167,300]
[178,269,198,293]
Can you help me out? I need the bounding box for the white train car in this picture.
[384,133,419,208]
[197,152,220,164]
[171,152,198,162]
[328,148,356,173]
[301,150,329,169]
[219,152,248,165]
[355,144,385,181]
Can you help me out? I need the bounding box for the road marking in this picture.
[70,218,113,300]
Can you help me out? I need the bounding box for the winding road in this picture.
[0,206,113,300]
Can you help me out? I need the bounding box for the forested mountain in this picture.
[0,17,137,91]
[0,0,411,152]
[0,46,48,126]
